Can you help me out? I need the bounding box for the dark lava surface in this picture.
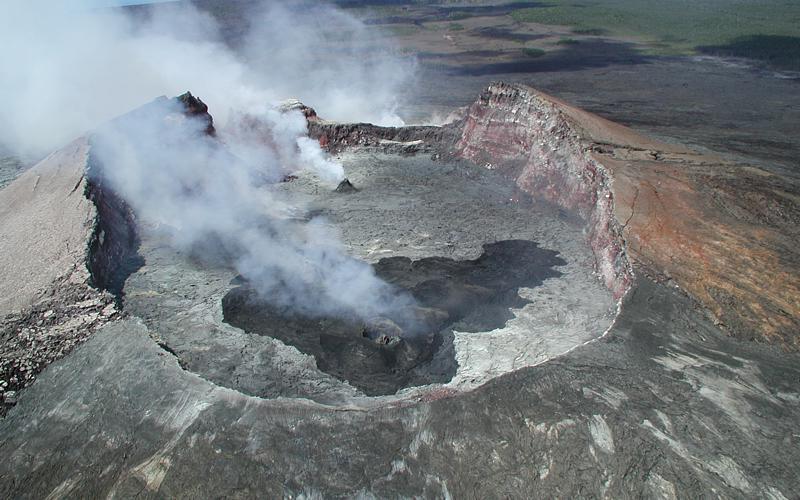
[223,240,565,395]
[1,277,798,498]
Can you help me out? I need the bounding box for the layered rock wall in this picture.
[455,83,633,299]
[85,154,141,297]
[308,121,459,155]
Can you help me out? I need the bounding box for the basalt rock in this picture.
[308,121,460,155]
[278,99,320,121]
[176,91,215,136]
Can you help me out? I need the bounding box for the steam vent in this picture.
[1,82,798,499]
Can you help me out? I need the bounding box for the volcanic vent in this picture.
[68,87,620,405]
[222,240,565,395]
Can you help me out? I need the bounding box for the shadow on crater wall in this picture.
[222,240,565,396]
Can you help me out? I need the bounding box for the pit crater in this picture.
[222,239,564,396]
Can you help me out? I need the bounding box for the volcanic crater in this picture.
[1,83,798,499]
[222,239,567,396]
[122,140,615,402]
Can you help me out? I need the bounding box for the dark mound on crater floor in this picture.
[222,240,564,395]
[334,178,358,193]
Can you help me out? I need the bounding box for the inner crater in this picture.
[222,240,565,396]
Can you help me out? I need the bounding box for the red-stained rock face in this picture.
[455,83,633,300]
[286,83,797,348]
[454,82,800,349]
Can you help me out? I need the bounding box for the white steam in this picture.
[0,1,418,323]
[0,0,413,160]
[93,97,414,320]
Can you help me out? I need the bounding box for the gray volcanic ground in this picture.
[123,151,614,404]
[0,113,798,498]
[1,2,799,499]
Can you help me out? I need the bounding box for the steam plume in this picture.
[0,1,412,160]
[0,1,418,324]
[93,96,415,320]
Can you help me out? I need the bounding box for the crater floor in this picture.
[124,151,615,402]
[1,148,798,499]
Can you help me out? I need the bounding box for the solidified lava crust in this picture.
[222,240,565,396]
[2,85,799,498]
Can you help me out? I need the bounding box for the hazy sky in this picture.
[73,0,176,7]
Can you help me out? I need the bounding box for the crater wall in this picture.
[453,82,799,348]
[85,153,141,298]
[455,82,633,299]
[0,139,128,413]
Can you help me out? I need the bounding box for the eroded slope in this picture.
[0,139,123,412]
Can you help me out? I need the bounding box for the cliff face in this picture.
[456,84,633,300]
[455,82,799,348]
[308,121,458,155]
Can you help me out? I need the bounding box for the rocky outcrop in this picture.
[176,91,215,136]
[308,121,459,155]
[278,99,320,121]
[0,92,218,413]
[454,82,799,348]
[85,156,141,297]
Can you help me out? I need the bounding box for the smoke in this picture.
[237,3,412,127]
[0,1,419,326]
[93,96,415,321]
[0,0,413,160]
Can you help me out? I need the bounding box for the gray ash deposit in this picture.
[222,240,564,395]
[117,149,614,404]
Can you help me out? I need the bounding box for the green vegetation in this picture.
[572,28,606,36]
[448,23,465,31]
[555,37,579,45]
[510,0,800,69]
[383,25,421,37]
[522,47,546,58]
